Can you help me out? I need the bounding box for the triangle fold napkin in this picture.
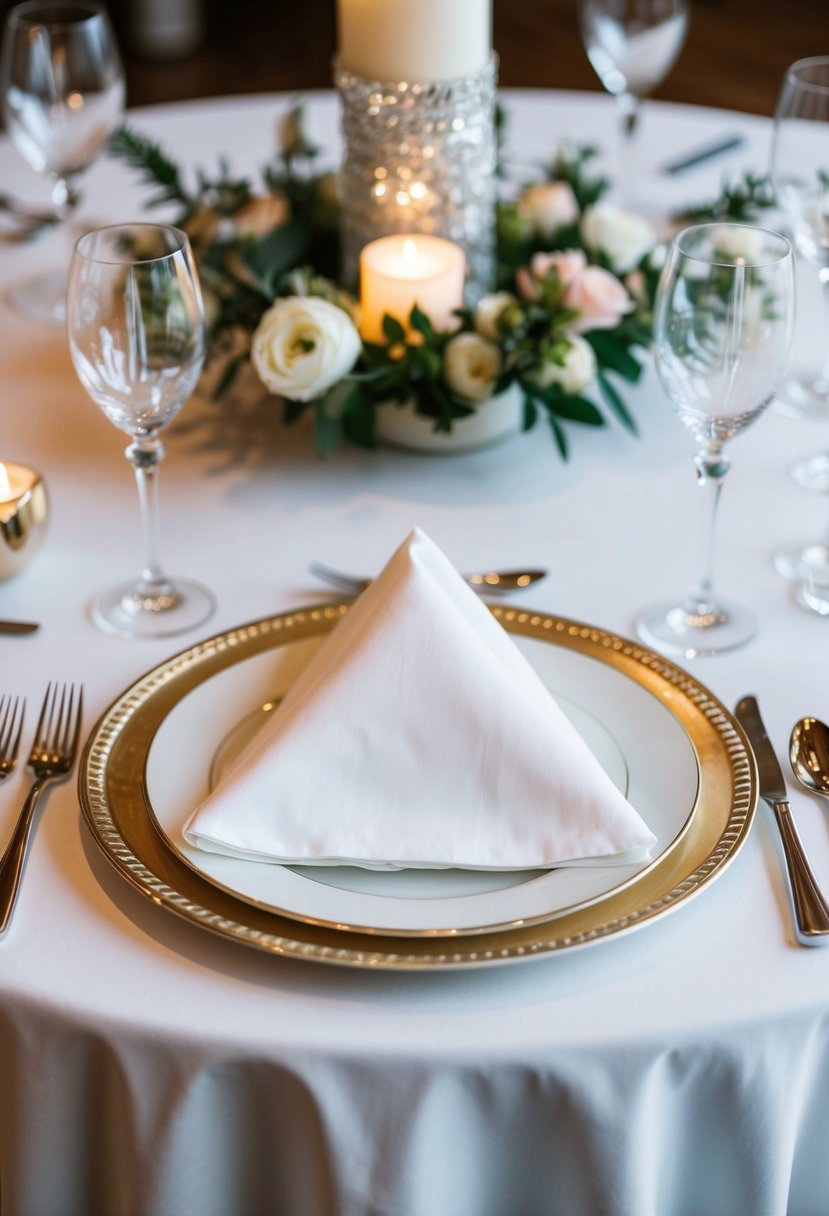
[184,528,656,870]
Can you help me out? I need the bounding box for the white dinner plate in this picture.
[145,629,700,936]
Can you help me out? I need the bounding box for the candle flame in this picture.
[0,463,9,501]
[403,238,418,265]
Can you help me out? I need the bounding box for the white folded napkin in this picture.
[184,528,656,870]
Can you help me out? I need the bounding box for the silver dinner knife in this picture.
[735,695,829,945]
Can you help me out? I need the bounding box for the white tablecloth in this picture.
[1,90,829,1216]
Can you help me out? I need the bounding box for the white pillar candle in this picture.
[360,235,466,343]
[337,0,491,83]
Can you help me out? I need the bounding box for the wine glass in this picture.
[636,223,794,658]
[770,56,829,597]
[0,0,124,325]
[580,0,688,198]
[67,223,216,639]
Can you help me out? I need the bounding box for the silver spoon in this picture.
[790,717,829,800]
[309,561,547,597]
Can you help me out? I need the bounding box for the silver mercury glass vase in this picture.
[334,53,498,304]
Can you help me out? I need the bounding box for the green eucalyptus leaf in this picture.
[584,331,642,381]
[523,395,538,431]
[382,313,407,344]
[343,388,377,448]
[409,305,435,342]
[548,413,569,459]
[598,372,638,434]
[551,395,605,426]
[313,400,342,455]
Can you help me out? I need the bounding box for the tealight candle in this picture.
[337,0,491,83]
[360,235,466,344]
[0,462,48,580]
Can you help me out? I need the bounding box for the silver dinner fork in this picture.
[0,696,25,782]
[309,561,547,597]
[0,683,83,934]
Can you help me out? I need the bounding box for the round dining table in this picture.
[2,87,829,1216]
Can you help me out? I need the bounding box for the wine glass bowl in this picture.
[636,222,795,658]
[580,0,688,197]
[0,0,124,324]
[67,223,215,639]
[771,56,829,416]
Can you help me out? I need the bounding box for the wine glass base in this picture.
[773,375,829,421]
[795,582,829,616]
[635,598,757,659]
[790,452,829,494]
[9,269,68,327]
[774,541,829,583]
[90,577,216,639]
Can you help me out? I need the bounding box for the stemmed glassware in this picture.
[770,56,829,602]
[67,223,215,639]
[772,56,829,419]
[0,0,124,325]
[580,0,688,198]
[636,223,795,658]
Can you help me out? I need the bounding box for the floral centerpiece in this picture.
[113,110,663,457]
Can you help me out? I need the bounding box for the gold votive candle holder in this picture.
[0,462,48,580]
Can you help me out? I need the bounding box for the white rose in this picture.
[531,335,597,394]
[518,181,580,238]
[474,292,517,340]
[251,296,362,402]
[444,332,502,402]
[710,223,767,262]
[581,203,656,273]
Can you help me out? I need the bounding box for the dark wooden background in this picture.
[101,0,827,118]
[0,0,825,117]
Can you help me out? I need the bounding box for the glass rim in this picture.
[672,222,792,269]
[73,223,191,266]
[5,0,108,29]
[785,55,829,96]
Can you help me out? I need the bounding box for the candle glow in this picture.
[359,234,466,344]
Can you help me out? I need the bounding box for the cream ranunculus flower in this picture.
[444,332,502,402]
[531,335,598,394]
[580,203,656,274]
[251,296,362,402]
[518,181,580,239]
[474,291,518,340]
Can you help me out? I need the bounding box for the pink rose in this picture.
[563,266,634,333]
[516,249,588,301]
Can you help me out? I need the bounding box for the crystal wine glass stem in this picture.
[816,265,829,393]
[615,91,642,201]
[686,445,731,617]
[126,439,174,601]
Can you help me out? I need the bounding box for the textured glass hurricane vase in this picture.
[334,54,498,303]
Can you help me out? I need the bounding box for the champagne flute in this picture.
[67,223,215,639]
[580,0,688,199]
[770,57,829,599]
[0,0,124,325]
[636,223,794,658]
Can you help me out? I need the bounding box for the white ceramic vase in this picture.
[376,383,524,454]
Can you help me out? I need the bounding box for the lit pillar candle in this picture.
[336,0,491,83]
[0,462,48,580]
[360,235,466,344]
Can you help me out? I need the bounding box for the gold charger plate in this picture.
[79,604,757,970]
